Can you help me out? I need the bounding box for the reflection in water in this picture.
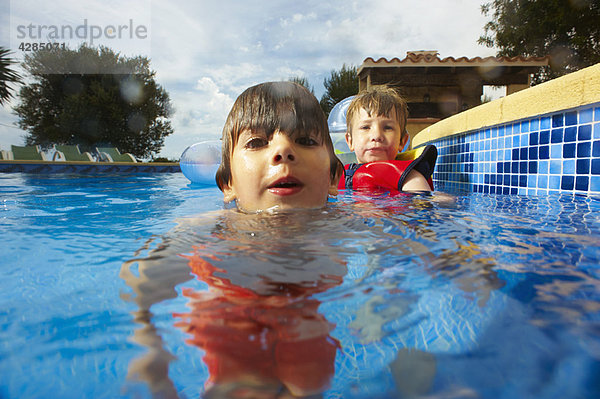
[173,248,341,397]
[121,209,349,398]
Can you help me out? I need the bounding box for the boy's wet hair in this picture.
[346,85,408,138]
[216,81,343,191]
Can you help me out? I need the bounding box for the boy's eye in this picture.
[359,124,370,130]
[244,137,268,149]
[296,136,319,146]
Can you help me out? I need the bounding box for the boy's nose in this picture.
[271,132,296,163]
[370,125,384,141]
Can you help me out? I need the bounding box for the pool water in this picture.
[1,173,600,398]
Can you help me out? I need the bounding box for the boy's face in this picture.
[223,129,338,212]
[346,108,407,163]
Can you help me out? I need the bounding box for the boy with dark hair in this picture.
[216,81,344,212]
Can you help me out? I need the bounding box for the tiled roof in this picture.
[359,51,550,72]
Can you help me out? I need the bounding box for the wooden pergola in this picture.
[357,51,550,141]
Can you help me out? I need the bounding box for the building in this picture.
[357,51,550,145]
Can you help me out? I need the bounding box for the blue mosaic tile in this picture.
[561,176,574,190]
[551,144,562,159]
[580,108,593,124]
[540,130,550,144]
[595,107,600,121]
[549,175,561,189]
[541,116,551,129]
[538,160,548,174]
[520,161,528,173]
[564,127,577,142]
[519,175,527,187]
[565,111,577,126]
[576,176,589,191]
[596,123,600,139]
[530,118,539,131]
[592,159,600,175]
[521,120,530,132]
[552,114,564,127]
[511,175,518,186]
[529,161,537,173]
[579,124,592,141]
[539,146,549,159]
[577,159,590,174]
[529,147,538,160]
[593,141,600,157]
[591,176,600,191]
[563,143,576,158]
[578,142,591,157]
[551,129,563,143]
[512,135,520,147]
[529,132,538,146]
[538,175,548,188]
[563,159,575,174]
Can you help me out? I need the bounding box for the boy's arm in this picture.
[401,169,432,192]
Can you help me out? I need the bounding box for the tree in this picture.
[288,76,314,95]
[479,0,600,83]
[0,47,22,105]
[319,64,359,116]
[13,44,173,159]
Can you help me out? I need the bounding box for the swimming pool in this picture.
[1,172,599,398]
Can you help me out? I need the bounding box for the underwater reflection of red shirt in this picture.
[173,250,342,396]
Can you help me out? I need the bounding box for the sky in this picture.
[0,0,498,160]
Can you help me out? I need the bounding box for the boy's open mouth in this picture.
[268,177,303,194]
[269,177,302,188]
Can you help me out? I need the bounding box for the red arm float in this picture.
[338,145,437,192]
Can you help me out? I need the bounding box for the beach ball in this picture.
[327,96,355,154]
[180,141,221,185]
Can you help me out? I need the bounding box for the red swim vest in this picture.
[338,145,437,192]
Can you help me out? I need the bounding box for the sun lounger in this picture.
[53,145,94,161]
[0,149,12,160]
[11,145,44,161]
[96,147,137,162]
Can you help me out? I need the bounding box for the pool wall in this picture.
[0,160,180,174]
[413,63,600,195]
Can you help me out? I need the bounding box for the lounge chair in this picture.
[0,149,13,160]
[96,147,137,163]
[53,144,94,162]
[11,145,44,161]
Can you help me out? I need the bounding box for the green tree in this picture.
[13,44,173,159]
[479,0,600,83]
[320,64,358,116]
[288,76,315,95]
[0,47,22,105]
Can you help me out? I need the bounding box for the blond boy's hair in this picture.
[215,81,343,191]
[346,85,408,138]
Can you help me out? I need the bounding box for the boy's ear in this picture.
[399,133,409,151]
[328,183,339,197]
[345,131,354,151]
[222,183,237,203]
